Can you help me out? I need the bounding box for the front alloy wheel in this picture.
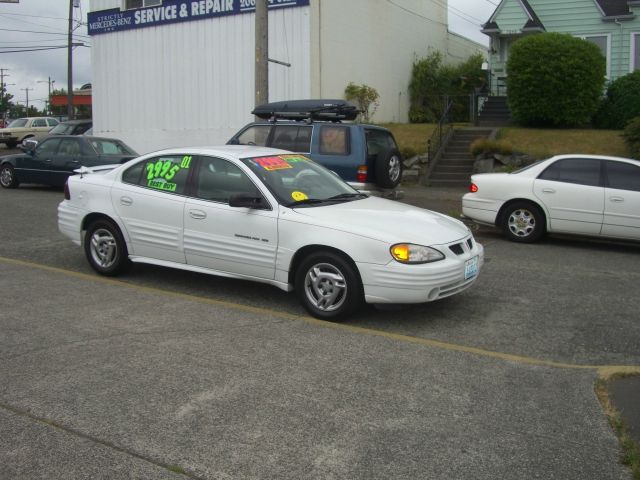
[0,164,18,188]
[295,252,363,320]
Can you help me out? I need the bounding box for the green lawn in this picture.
[382,123,630,160]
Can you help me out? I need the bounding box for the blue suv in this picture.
[227,99,403,191]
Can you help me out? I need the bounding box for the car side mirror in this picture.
[229,192,267,209]
[227,138,240,145]
[20,139,38,153]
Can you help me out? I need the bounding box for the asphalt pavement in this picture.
[0,155,639,478]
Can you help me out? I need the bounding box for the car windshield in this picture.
[8,118,28,128]
[240,154,365,207]
[88,138,136,155]
[48,123,74,135]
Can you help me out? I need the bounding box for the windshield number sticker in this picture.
[291,191,308,201]
[256,156,293,171]
[280,155,308,163]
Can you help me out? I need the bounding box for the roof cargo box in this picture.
[252,99,360,121]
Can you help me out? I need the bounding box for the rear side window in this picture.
[538,158,602,187]
[47,118,59,127]
[319,125,349,155]
[236,125,272,146]
[365,128,398,157]
[271,125,312,152]
[123,155,193,195]
[605,161,640,192]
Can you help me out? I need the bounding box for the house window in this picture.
[579,35,610,77]
[124,0,161,9]
[633,33,640,71]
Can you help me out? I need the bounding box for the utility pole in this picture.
[255,0,268,110]
[21,87,32,113]
[38,77,55,115]
[67,0,74,119]
[0,68,8,122]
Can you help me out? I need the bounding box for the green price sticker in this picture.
[146,159,181,181]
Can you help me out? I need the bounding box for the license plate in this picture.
[464,256,479,280]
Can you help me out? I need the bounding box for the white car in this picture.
[462,154,640,243]
[0,117,59,148]
[59,146,483,320]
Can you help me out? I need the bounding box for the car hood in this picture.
[288,196,470,245]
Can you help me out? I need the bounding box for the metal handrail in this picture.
[427,100,454,161]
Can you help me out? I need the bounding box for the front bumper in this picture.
[358,235,484,304]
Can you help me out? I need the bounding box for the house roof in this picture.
[519,0,545,30]
[482,0,546,34]
[594,0,632,17]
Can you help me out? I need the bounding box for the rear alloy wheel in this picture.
[84,219,130,276]
[502,201,545,243]
[375,149,403,189]
[0,164,18,188]
[295,251,363,320]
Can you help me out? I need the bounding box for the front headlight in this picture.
[390,243,445,264]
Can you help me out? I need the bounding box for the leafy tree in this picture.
[506,33,605,127]
[344,82,379,122]
[593,71,640,129]
[623,116,640,159]
[408,51,486,123]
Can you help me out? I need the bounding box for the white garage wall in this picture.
[90,1,311,153]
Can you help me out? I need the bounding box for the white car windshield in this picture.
[8,118,28,128]
[241,154,365,207]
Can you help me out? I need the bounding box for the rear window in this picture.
[89,139,136,155]
[319,125,349,155]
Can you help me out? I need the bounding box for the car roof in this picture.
[143,145,293,159]
[549,154,640,165]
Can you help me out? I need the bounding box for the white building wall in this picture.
[90,1,311,153]
[89,1,484,151]
[309,0,450,123]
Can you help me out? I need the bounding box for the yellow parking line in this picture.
[2,255,639,377]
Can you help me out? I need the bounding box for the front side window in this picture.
[124,0,160,9]
[32,119,47,127]
[606,161,640,192]
[123,155,192,195]
[36,138,62,155]
[319,126,349,155]
[538,158,602,187]
[195,156,259,203]
[236,125,272,146]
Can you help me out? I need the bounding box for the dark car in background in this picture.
[48,119,93,136]
[227,99,404,192]
[0,135,137,188]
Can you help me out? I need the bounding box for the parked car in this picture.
[227,99,404,192]
[47,119,93,136]
[0,135,137,188]
[462,154,640,243]
[0,117,59,148]
[58,146,483,320]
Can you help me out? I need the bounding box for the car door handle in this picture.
[609,196,624,203]
[43,159,52,163]
[541,188,555,193]
[189,209,207,220]
[120,196,133,206]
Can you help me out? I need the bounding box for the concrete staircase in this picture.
[427,128,493,187]
[477,96,512,127]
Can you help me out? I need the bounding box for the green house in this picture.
[483,0,640,95]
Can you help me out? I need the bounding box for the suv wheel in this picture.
[375,149,403,189]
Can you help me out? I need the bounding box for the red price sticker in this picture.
[256,156,293,171]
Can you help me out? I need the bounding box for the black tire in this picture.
[0,164,19,188]
[375,149,403,189]
[84,219,131,276]
[501,201,545,243]
[295,251,363,320]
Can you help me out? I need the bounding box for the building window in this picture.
[124,0,161,9]
[633,33,640,71]
[578,34,610,77]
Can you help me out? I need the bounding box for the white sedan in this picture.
[462,154,640,243]
[59,146,483,320]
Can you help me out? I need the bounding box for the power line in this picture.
[0,27,89,38]
[0,45,89,54]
